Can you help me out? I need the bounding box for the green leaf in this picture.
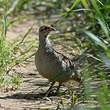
[6,0,20,15]
[69,0,81,11]
[97,17,109,38]
[91,0,102,17]
[81,0,89,9]
[62,0,81,17]
[84,31,107,49]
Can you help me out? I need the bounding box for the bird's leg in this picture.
[45,81,55,97]
[44,81,50,86]
[55,83,61,95]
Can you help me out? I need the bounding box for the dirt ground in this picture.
[0,17,81,110]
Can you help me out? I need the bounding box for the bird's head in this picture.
[39,25,56,38]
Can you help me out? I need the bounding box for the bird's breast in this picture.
[35,49,73,82]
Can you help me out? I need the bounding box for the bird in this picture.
[35,25,81,96]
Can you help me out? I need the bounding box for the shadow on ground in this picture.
[0,92,58,100]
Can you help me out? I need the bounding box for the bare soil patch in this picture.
[0,18,80,110]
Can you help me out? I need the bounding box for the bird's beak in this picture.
[50,26,60,34]
[50,26,56,31]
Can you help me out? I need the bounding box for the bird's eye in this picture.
[43,27,50,32]
[45,27,50,30]
[40,26,50,32]
[41,27,47,31]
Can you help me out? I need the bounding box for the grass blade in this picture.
[84,31,107,49]
[97,17,109,38]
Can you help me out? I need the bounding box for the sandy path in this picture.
[0,18,76,110]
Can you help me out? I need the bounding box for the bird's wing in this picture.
[52,48,75,69]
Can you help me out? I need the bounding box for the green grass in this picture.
[0,0,110,109]
[0,15,36,90]
[55,0,110,109]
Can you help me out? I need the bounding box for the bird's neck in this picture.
[39,34,51,49]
